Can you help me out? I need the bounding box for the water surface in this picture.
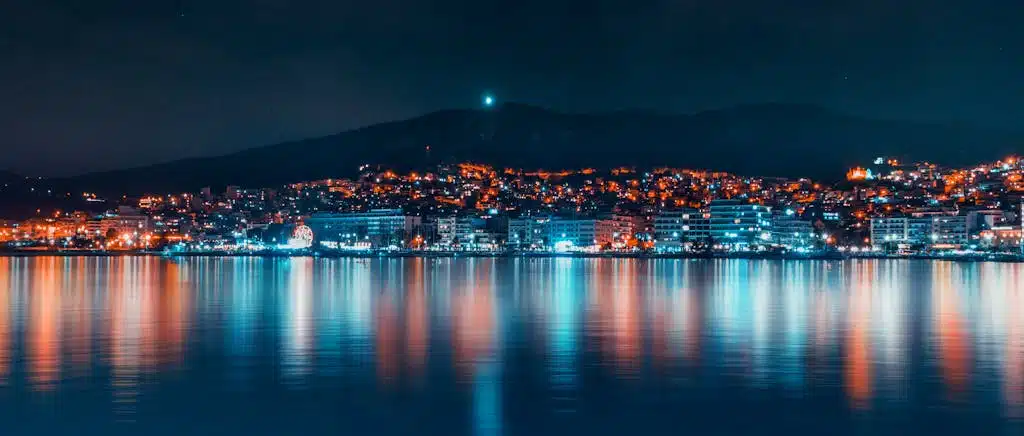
[0,257,1022,435]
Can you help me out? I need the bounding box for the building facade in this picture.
[708,200,772,247]
[547,218,618,250]
[870,217,912,246]
[653,208,710,251]
[870,213,968,248]
[508,217,550,250]
[306,209,421,248]
[927,215,968,246]
[966,210,1008,236]
[771,213,815,249]
[87,208,151,239]
[436,217,456,246]
[979,226,1023,251]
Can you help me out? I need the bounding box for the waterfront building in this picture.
[600,215,636,249]
[0,220,18,242]
[306,209,421,248]
[85,218,105,237]
[653,208,710,251]
[452,216,475,245]
[547,218,619,251]
[870,213,967,248]
[86,207,151,238]
[436,217,457,246]
[610,214,648,238]
[966,210,1008,235]
[102,214,150,235]
[771,212,815,249]
[508,217,550,250]
[434,215,505,250]
[979,226,1023,251]
[708,199,772,247]
[925,214,968,247]
[870,217,913,247]
[907,217,934,244]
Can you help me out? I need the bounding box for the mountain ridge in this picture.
[60,103,1023,194]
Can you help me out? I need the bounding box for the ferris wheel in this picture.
[289,225,314,249]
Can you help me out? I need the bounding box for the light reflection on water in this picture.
[0,257,1021,435]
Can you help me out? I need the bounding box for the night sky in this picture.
[2,0,1022,176]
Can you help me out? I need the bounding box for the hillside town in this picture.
[2,156,1023,259]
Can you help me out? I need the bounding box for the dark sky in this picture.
[2,0,1022,176]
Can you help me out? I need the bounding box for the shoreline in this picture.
[1,250,1021,263]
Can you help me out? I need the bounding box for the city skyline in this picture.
[2,154,1021,259]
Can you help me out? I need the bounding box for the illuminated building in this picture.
[436,217,457,246]
[771,211,816,249]
[507,217,550,250]
[546,218,618,250]
[80,207,151,239]
[306,209,421,248]
[871,217,922,247]
[0,220,17,242]
[138,196,163,210]
[611,214,649,238]
[965,210,1008,235]
[434,215,502,250]
[979,226,1023,251]
[604,216,635,249]
[926,214,968,247]
[653,208,709,251]
[102,214,150,235]
[85,218,105,237]
[708,199,772,247]
[870,213,967,248]
[846,167,872,181]
[452,217,477,246]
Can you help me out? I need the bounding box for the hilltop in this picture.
[62,103,1022,194]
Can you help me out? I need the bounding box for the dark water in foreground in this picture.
[0,257,1022,435]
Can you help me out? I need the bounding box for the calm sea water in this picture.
[0,257,1021,435]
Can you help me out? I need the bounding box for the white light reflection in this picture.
[227,258,259,388]
[549,258,579,393]
[280,258,314,386]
